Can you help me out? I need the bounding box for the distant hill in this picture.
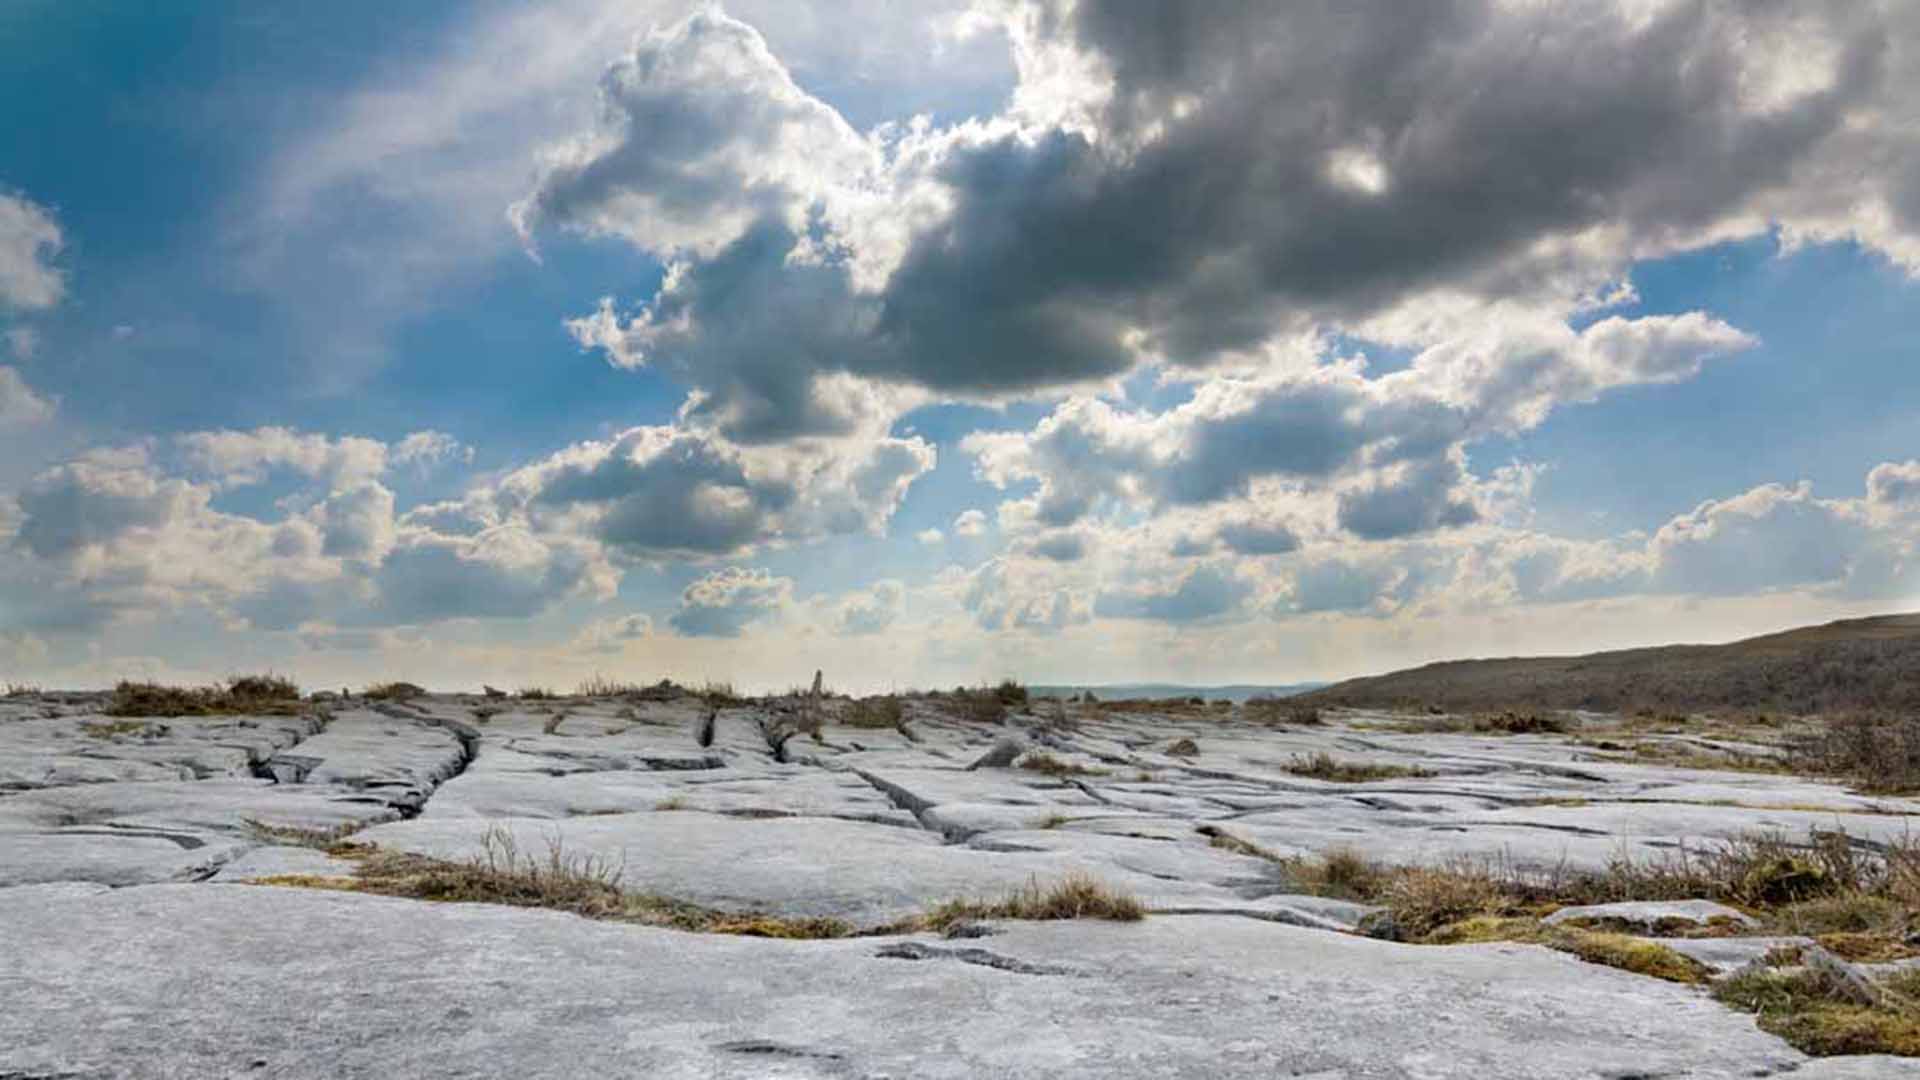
[1030,682,1324,703]
[1300,613,1920,715]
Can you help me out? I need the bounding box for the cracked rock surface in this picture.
[4,689,1918,1077]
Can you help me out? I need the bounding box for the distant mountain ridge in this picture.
[1030,682,1324,703]
[1300,613,1920,714]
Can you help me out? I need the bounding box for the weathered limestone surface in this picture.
[0,884,1827,1080]
[5,688,1918,1075]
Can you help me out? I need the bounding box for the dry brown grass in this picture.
[920,873,1145,932]
[843,695,907,730]
[106,674,303,717]
[954,688,1010,724]
[1283,752,1436,783]
[1788,711,1920,795]
[261,828,853,939]
[1714,965,1920,1056]
[80,718,162,739]
[576,674,646,697]
[1279,828,1920,967]
[363,681,425,701]
[1017,751,1109,778]
[1244,696,1320,726]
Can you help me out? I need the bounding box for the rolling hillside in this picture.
[1301,613,1920,714]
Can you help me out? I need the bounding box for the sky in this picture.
[1,0,1918,693]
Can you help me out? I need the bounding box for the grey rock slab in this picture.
[0,829,247,887]
[357,811,1237,924]
[0,883,1819,1079]
[420,769,680,818]
[1788,1058,1920,1078]
[0,778,400,834]
[1544,899,1758,930]
[1661,936,1815,975]
[276,710,468,807]
[966,828,1277,889]
[210,845,360,882]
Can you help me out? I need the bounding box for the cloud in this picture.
[368,525,615,625]
[176,427,390,492]
[834,578,905,635]
[572,613,655,653]
[916,527,944,545]
[668,565,792,637]
[511,9,873,260]
[524,1,1907,452]
[0,192,63,311]
[391,430,472,471]
[1215,519,1301,557]
[953,509,989,537]
[495,423,933,560]
[1868,460,1920,510]
[1648,482,1866,597]
[1026,530,1088,562]
[0,366,54,428]
[956,556,1091,633]
[963,310,1751,544]
[1095,563,1246,623]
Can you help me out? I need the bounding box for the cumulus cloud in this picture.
[1868,460,1920,510]
[669,565,792,637]
[964,309,1751,546]
[956,556,1091,633]
[0,192,63,312]
[834,578,905,635]
[391,430,472,471]
[572,613,655,653]
[177,427,390,492]
[1095,563,1247,623]
[495,423,933,560]
[0,365,54,428]
[3,430,616,637]
[519,2,1909,442]
[1648,482,1866,597]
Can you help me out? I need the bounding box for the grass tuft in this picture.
[1017,751,1109,778]
[1283,751,1436,783]
[363,681,426,701]
[262,828,852,939]
[920,873,1145,932]
[105,674,303,717]
[844,695,907,730]
[1714,965,1920,1056]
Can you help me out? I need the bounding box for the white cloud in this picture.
[669,565,792,637]
[572,613,654,654]
[391,430,472,472]
[0,192,63,311]
[176,427,390,492]
[833,578,905,635]
[0,366,54,428]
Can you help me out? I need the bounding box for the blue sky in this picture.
[1,1,1917,692]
